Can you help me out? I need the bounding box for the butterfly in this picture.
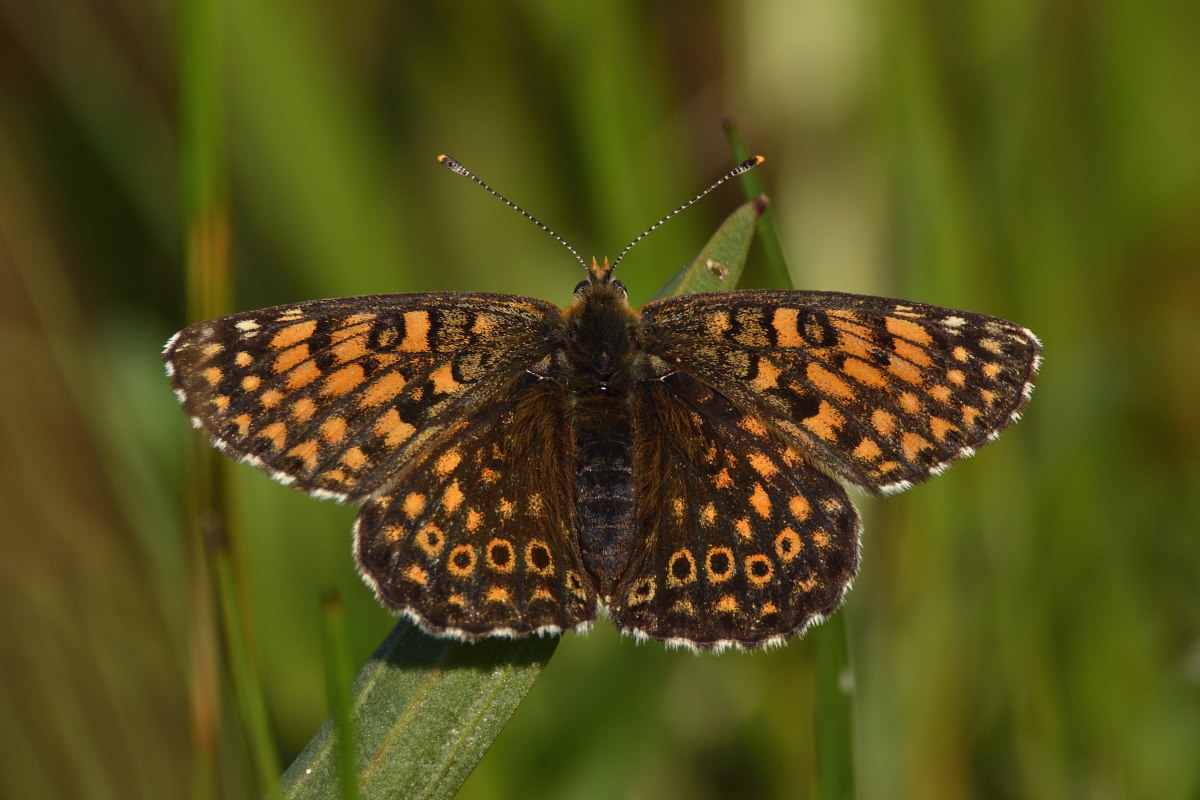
[164,155,1041,651]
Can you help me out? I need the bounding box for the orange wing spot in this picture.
[872,409,896,435]
[447,544,477,577]
[241,375,262,391]
[235,351,253,367]
[233,413,252,435]
[672,551,700,587]
[260,389,284,409]
[447,593,468,608]
[273,343,310,374]
[789,495,811,521]
[747,452,778,478]
[201,343,224,358]
[291,397,316,422]
[893,338,933,367]
[323,363,365,395]
[947,369,966,386]
[671,600,697,615]
[287,360,322,390]
[416,524,445,557]
[775,528,802,562]
[744,554,774,587]
[797,575,819,592]
[435,449,462,475]
[843,357,887,389]
[374,408,415,447]
[854,438,883,460]
[749,357,781,390]
[738,415,769,437]
[900,432,932,461]
[212,395,230,411]
[885,316,934,345]
[899,392,921,413]
[466,508,483,533]
[203,367,223,386]
[772,307,803,347]
[361,371,407,407]
[832,313,876,348]
[750,483,772,518]
[259,422,287,450]
[888,354,923,385]
[715,468,734,489]
[811,530,830,548]
[344,312,376,325]
[705,547,736,583]
[877,460,901,473]
[627,578,657,606]
[962,406,981,427]
[715,595,740,614]
[398,310,431,352]
[402,492,426,518]
[430,363,461,394]
[708,310,731,337]
[952,345,970,362]
[929,417,957,441]
[760,601,779,617]
[329,321,371,344]
[442,481,464,513]
[404,565,428,585]
[979,338,1003,354]
[480,467,499,483]
[485,586,511,605]
[530,588,555,604]
[806,363,855,400]
[287,439,320,471]
[526,542,555,575]
[322,468,348,484]
[331,334,369,364]
[982,362,1002,379]
[498,498,514,518]
[271,319,317,350]
[321,417,347,443]
[928,384,952,403]
[471,314,497,335]
[485,539,516,572]
[980,389,997,407]
[735,518,753,541]
[702,502,717,526]
[671,496,686,522]
[802,400,844,441]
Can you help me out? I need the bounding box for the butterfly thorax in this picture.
[559,273,646,597]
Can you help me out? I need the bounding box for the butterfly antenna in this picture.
[610,155,765,271]
[438,154,588,271]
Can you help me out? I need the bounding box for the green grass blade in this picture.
[650,196,767,300]
[279,622,558,800]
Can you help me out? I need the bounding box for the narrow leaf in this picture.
[650,195,768,300]
[280,622,557,800]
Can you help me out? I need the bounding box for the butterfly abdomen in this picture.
[573,398,636,597]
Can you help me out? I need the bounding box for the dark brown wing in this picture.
[638,290,1041,493]
[353,374,597,638]
[164,293,560,501]
[609,373,860,650]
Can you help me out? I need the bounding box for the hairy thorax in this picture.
[558,280,646,597]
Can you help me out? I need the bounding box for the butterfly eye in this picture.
[612,280,628,297]
[573,280,589,296]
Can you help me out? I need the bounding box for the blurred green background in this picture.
[2,0,1198,798]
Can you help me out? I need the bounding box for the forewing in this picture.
[640,290,1041,492]
[354,375,597,638]
[610,373,860,650]
[163,293,560,501]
